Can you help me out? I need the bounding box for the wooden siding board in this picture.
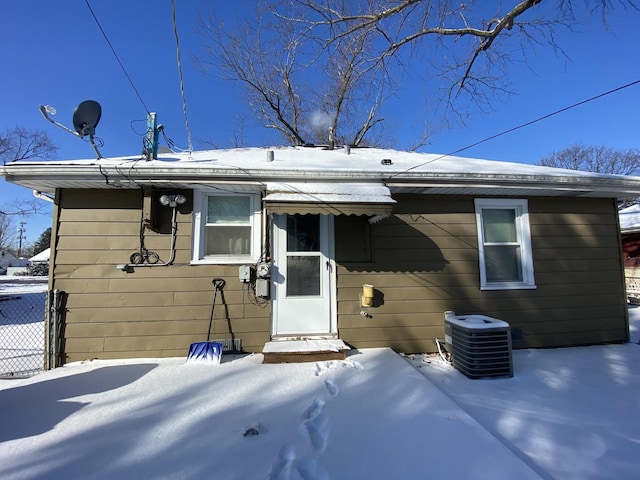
[529,197,616,214]
[337,282,623,303]
[532,235,620,249]
[64,303,248,326]
[56,235,192,251]
[534,247,620,261]
[517,330,627,348]
[339,325,445,342]
[54,264,247,279]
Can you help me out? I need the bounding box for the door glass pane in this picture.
[287,256,321,296]
[207,196,250,224]
[287,215,320,252]
[485,245,522,282]
[483,209,517,243]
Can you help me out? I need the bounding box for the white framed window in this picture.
[474,198,536,290]
[192,190,262,264]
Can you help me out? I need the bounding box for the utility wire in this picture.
[387,79,640,179]
[171,0,193,153]
[84,0,150,114]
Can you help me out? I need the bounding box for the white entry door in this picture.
[271,214,335,336]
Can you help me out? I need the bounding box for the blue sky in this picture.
[2,1,640,244]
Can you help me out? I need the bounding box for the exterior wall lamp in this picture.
[159,194,186,208]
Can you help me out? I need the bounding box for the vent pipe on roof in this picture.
[344,145,351,155]
[267,150,274,162]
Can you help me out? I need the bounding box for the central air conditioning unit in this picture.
[444,312,513,379]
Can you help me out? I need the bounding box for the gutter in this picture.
[33,190,55,203]
[5,162,640,199]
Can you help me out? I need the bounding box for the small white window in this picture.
[192,190,262,264]
[475,198,535,290]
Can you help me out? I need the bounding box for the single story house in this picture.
[0,250,29,275]
[618,204,640,302]
[2,146,640,365]
[619,204,640,267]
[29,247,51,264]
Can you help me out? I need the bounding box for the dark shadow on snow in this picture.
[0,363,157,442]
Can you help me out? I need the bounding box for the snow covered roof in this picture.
[264,182,395,204]
[619,204,640,233]
[263,182,395,217]
[3,145,640,199]
[29,248,50,263]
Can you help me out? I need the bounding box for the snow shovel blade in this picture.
[186,341,223,364]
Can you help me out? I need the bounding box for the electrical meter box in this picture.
[239,265,251,282]
[256,262,271,278]
[256,278,270,297]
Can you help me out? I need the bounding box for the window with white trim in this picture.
[192,191,261,264]
[474,198,536,290]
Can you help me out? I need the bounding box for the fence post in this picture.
[45,290,51,370]
[45,289,62,370]
[52,289,60,368]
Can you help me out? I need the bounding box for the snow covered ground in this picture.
[407,307,640,479]
[0,278,639,479]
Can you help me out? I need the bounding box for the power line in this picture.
[387,79,640,179]
[171,0,193,153]
[84,0,150,114]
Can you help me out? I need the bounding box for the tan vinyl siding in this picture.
[336,195,627,353]
[52,189,270,363]
[53,188,627,362]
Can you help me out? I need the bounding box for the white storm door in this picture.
[272,214,335,336]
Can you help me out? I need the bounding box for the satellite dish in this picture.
[72,100,102,138]
[38,100,104,159]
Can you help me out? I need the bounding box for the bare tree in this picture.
[198,1,638,147]
[283,0,637,103]
[0,212,14,252]
[0,199,51,252]
[539,143,640,175]
[0,126,58,165]
[539,143,640,207]
[197,3,391,147]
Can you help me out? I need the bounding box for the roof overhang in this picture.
[3,154,640,201]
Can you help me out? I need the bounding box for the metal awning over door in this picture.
[263,182,395,217]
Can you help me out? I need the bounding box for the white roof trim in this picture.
[3,146,640,199]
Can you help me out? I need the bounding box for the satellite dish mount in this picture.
[39,100,104,159]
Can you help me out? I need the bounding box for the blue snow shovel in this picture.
[186,278,226,364]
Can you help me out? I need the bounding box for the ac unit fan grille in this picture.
[446,322,513,379]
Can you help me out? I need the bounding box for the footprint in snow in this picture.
[343,358,363,370]
[304,411,329,453]
[296,456,330,480]
[301,398,325,421]
[268,444,295,480]
[301,398,330,454]
[315,358,363,376]
[323,379,339,397]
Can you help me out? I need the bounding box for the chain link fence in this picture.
[0,282,48,378]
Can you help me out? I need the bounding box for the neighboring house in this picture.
[618,204,640,303]
[29,247,51,276]
[619,204,640,267]
[0,250,29,275]
[2,146,640,364]
[29,247,50,264]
